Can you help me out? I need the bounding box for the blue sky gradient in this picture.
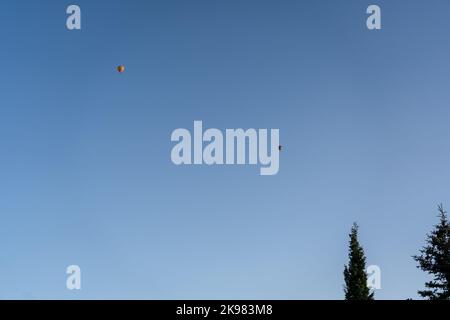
[1,0,450,299]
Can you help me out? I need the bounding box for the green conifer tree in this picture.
[343,223,374,300]
[413,204,450,300]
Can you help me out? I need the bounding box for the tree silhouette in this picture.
[343,223,374,300]
[413,204,450,300]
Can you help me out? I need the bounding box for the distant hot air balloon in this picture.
[117,65,125,73]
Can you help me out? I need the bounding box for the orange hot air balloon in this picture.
[117,65,125,73]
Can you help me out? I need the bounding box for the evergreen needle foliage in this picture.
[343,223,374,300]
[413,204,450,300]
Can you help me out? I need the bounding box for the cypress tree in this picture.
[413,204,450,300]
[343,223,374,300]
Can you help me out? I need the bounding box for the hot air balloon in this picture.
[117,65,125,73]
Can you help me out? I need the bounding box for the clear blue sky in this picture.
[1,0,450,299]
